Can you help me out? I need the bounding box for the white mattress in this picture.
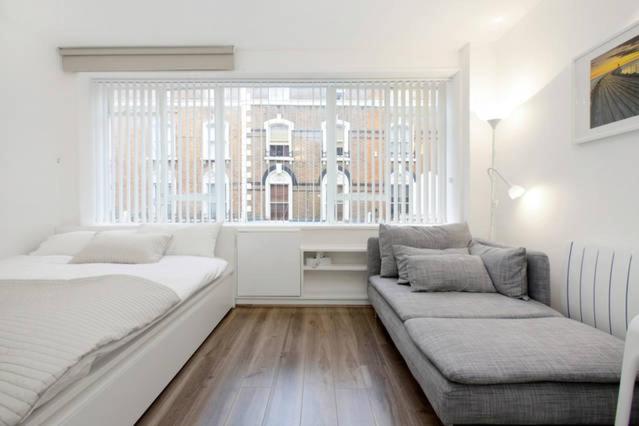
[0,254,228,300]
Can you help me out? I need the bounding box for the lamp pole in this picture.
[487,118,501,241]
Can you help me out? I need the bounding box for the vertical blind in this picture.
[92,79,447,224]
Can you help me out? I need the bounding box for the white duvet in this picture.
[0,255,229,425]
[0,255,228,300]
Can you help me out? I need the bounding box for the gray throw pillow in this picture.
[393,245,469,284]
[406,254,496,293]
[379,223,472,277]
[469,242,527,298]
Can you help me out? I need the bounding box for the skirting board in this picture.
[236,297,370,306]
[24,271,235,426]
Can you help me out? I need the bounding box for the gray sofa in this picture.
[367,237,639,425]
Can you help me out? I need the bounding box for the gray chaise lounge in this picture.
[367,237,639,425]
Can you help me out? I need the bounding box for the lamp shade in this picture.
[508,185,526,200]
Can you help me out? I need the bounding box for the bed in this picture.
[0,248,234,426]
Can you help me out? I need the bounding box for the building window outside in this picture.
[322,118,350,158]
[265,114,294,159]
[202,120,230,160]
[390,121,413,159]
[390,171,417,221]
[321,170,350,222]
[202,172,230,220]
[265,165,293,221]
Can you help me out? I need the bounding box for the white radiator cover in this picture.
[562,241,637,339]
[236,229,301,297]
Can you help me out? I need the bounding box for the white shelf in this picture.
[300,243,368,304]
[303,264,367,271]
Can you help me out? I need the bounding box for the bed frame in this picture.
[24,269,235,426]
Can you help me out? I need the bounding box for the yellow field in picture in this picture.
[590,34,639,128]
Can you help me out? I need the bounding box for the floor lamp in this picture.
[486,118,526,240]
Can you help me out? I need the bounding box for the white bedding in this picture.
[0,255,228,300]
[0,275,181,425]
[0,254,229,425]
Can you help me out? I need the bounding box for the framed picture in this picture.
[573,21,639,144]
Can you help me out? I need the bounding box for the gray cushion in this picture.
[407,254,495,293]
[470,241,527,298]
[393,245,469,284]
[405,317,625,385]
[379,223,472,277]
[368,275,560,321]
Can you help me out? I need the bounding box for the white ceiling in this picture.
[3,0,540,50]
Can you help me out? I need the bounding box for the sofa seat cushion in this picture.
[368,275,559,321]
[405,317,625,385]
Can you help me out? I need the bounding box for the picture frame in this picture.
[572,21,639,144]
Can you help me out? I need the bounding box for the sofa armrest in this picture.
[526,250,551,306]
[367,237,381,277]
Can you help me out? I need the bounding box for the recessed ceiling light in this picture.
[492,16,505,24]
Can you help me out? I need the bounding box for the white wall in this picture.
[470,0,639,309]
[468,44,499,239]
[0,0,471,257]
[0,10,80,257]
[1,0,540,259]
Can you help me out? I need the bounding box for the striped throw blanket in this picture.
[0,275,179,425]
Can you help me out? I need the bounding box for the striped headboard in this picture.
[563,241,637,339]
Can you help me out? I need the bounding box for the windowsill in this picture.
[67,222,449,235]
[76,222,381,231]
[224,222,379,231]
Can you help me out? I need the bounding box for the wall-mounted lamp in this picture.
[486,118,525,240]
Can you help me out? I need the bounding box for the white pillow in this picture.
[138,223,222,258]
[70,231,172,264]
[30,231,96,256]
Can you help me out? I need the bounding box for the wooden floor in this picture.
[138,306,441,426]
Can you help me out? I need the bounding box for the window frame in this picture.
[91,78,450,226]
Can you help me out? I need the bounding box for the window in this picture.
[390,121,414,159]
[264,165,293,220]
[92,80,447,224]
[390,170,417,222]
[202,172,230,220]
[202,120,230,160]
[265,114,294,158]
[321,170,350,221]
[151,171,175,222]
[149,118,175,160]
[322,118,350,158]
[268,87,290,103]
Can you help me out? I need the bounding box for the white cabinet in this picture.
[236,229,301,297]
